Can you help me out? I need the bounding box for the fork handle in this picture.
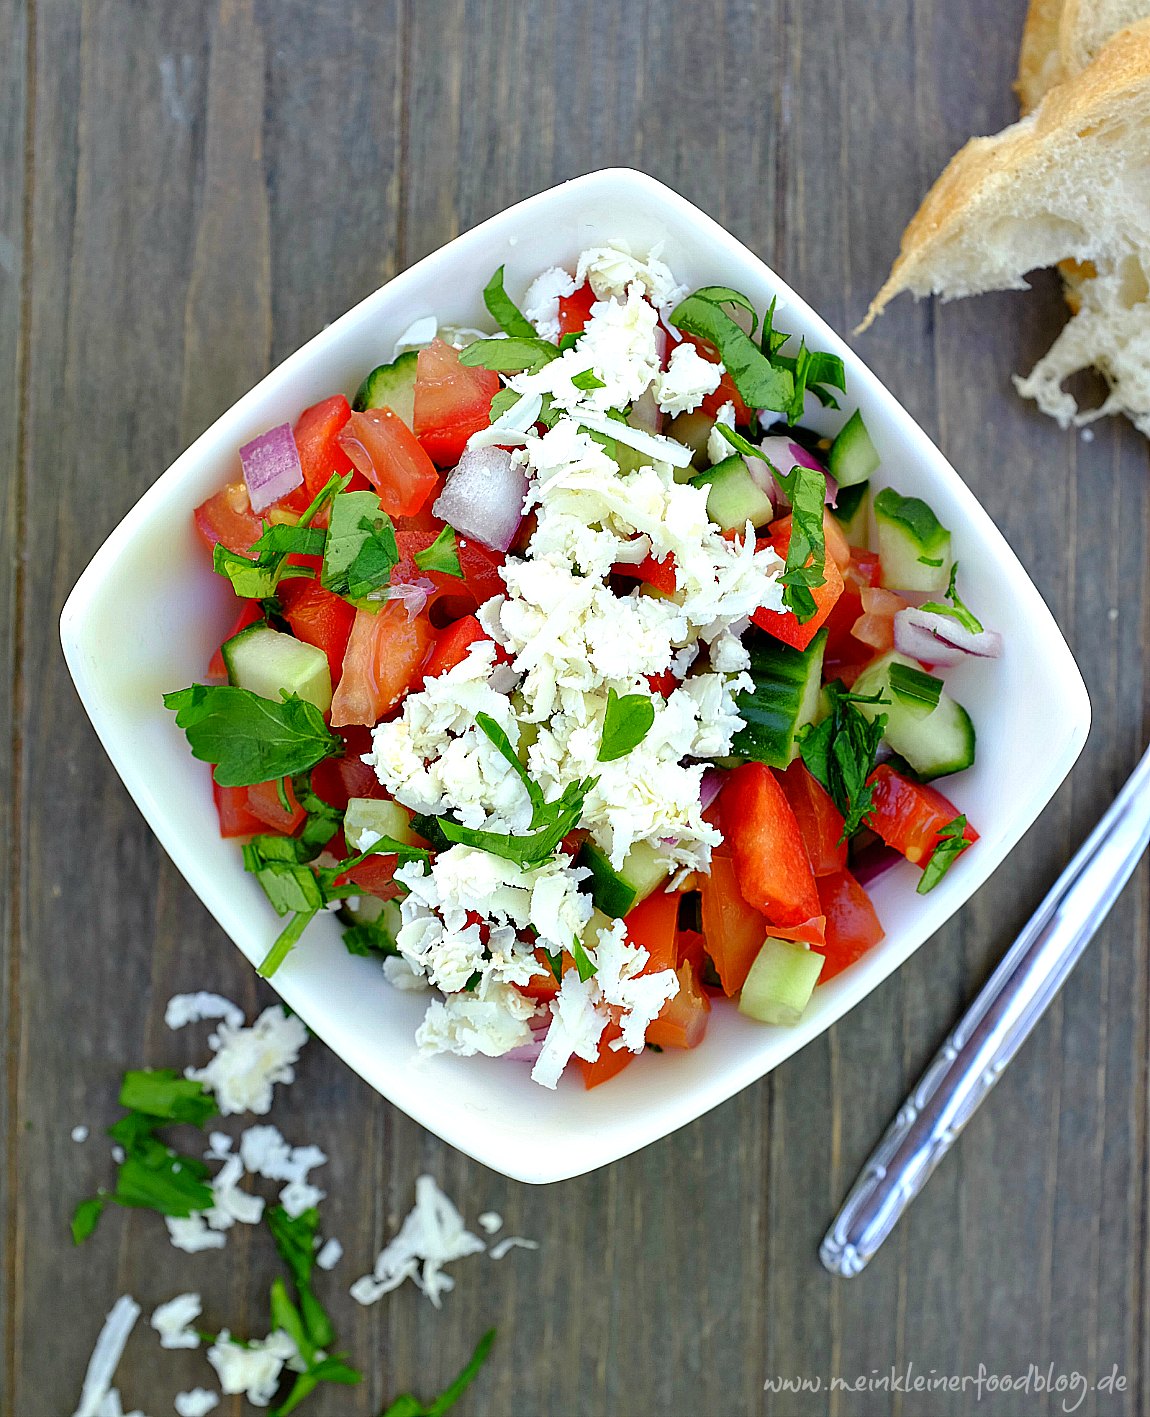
[820,744,1150,1277]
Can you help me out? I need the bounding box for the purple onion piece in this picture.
[239,423,304,513]
[699,767,727,812]
[893,608,1004,667]
[850,841,904,888]
[504,1015,551,1063]
[385,576,436,619]
[432,446,528,553]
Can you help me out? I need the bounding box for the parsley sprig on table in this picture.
[381,1330,497,1417]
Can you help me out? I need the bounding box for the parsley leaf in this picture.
[119,1069,218,1126]
[457,337,559,375]
[571,368,606,391]
[798,682,888,839]
[774,342,847,418]
[917,815,972,894]
[920,561,984,635]
[597,687,655,762]
[413,775,594,869]
[571,932,597,982]
[691,284,760,336]
[487,387,522,423]
[414,525,463,579]
[381,1329,497,1417]
[71,1196,107,1245]
[214,472,348,599]
[321,489,399,603]
[482,265,536,338]
[475,712,546,822]
[164,683,343,787]
[343,915,399,958]
[670,292,793,415]
[774,463,828,623]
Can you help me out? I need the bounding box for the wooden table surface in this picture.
[4,1,1148,1414]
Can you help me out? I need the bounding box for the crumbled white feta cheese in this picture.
[315,1237,343,1271]
[477,1211,503,1235]
[654,340,721,416]
[350,1174,486,1308]
[150,1292,202,1350]
[165,1215,227,1254]
[531,970,608,1089]
[187,1005,307,1117]
[206,1154,265,1230]
[238,1124,326,1187]
[206,1331,297,1408]
[592,917,680,1052]
[174,1392,219,1417]
[164,992,245,1032]
[72,1295,141,1417]
[415,984,540,1060]
[71,1124,89,1143]
[381,955,430,991]
[575,239,687,311]
[488,1235,540,1260]
[522,265,576,341]
[279,1180,326,1219]
[707,400,737,463]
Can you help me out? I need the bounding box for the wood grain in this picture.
[5,0,1149,1413]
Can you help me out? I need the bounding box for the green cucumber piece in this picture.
[873,487,953,593]
[852,650,975,779]
[829,480,870,545]
[665,410,715,470]
[353,350,419,426]
[828,408,879,489]
[690,454,775,531]
[732,628,828,768]
[738,938,824,1025]
[343,797,417,853]
[577,839,670,919]
[222,623,332,715]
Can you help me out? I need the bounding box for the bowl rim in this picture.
[60,166,1091,1183]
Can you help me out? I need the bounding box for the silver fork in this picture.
[820,742,1150,1277]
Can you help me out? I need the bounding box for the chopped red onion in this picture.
[504,1016,551,1063]
[757,436,825,474]
[628,387,663,436]
[700,768,727,812]
[850,841,903,887]
[432,447,528,553]
[893,608,1004,667]
[239,423,303,513]
[383,576,436,618]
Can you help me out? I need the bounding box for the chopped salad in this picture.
[167,241,1001,1090]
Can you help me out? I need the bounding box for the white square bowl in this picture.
[60,168,1089,1184]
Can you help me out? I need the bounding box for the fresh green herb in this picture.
[571,933,597,982]
[888,662,943,715]
[759,296,788,357]
[118,1069,218,1126]
[543,948,563,983]
[342,914,400,959]
[690,284,760,336]
[413,775,594,869]
[164,684,343,788]
[487,387,522,423]
[414,525,464,579]
[798,681,888,839]
[475,712,546,821]
[291,771,344,856]
[557,331,582,353]
[457,337,559,375]
[321,490,399,603]
[670,292,793,415]
[774,463,828,623]
[71,1195,107,1245]
[213,473,348,599]
[482,264,536,338]
[275,775,293,814]
[774,343,847,417]
[597,687,655,762]
[571,368,606,391]
[713,421,766,462]
[380,1329,497,1417]
[917,815,972,894]
[920,562,984,634]
[243,838,327,917]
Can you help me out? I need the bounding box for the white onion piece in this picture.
[467,391,543,450]
[432,446,528,552]
[239,423,304,513]
[391,315,438,359]
[574,409,693,468]
[382,576,436,618]
[893,608,1004,667]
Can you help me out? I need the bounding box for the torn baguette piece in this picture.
[1018,0,1150,111]
[863,19,1150,436]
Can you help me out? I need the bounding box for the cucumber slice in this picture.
[222,623,332,715]
[732,628,828,768]
[343,797,418,853]
[852,650,976,779]
[828,409,879,489]
[738,938,824,1025]
[353,350,419,427]
[577,839,670,918]
[873,487,953,593]
[829,480,869,545]
[689,454,775,531]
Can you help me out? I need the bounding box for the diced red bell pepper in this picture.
[212,782,266,838]
[207,599,264,678]
[646,962,711,1050]
[676,927,708,975]
[278,578,357,686]
[558,282,597,337]
[422,615,489,683]
[698,852,769,996]
[751,522,845,652]
[815,869,885,981]
[338,407,440,518]
[194,482,264,555]
[330,602,435,727]
[292,395,356,503]
[646,671,678,698]
[843,548,881,591]
[778,761,848,877]
[624,889,680,974]
[310,725,387,812]
[334,854,401,901]
[456,536,507,608]
[612,551,678,596]
[719,762,822,928]
[866,765,979,867]
[413,338,501,467]
[578,1018,636,1090]
[245,777,306,835]
[518,949,565,1002]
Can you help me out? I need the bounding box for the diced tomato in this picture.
[821,510,851,571]
[518,949,564,1002]
[698,853,769,996]
[779,761,848,877]
[558,282,597,337]
[624,890,680,974]
[194,482,263,554]
[646,963,711,1050]
[843,548,881,591]
[292,395,356,502]
[245,777,306,834]
[330,602,435,727]
[456,536,507,608]
[676,927,707,974]
[612,551,678,596]
[207,600,264,678]
[338,407,440,518]
[821,587,872,683]
[212,782,265,838]
[646,671,678,698]
[815,869,885,981]
[850,585,909,656]
[412,338,501,467]
[278,578,357,685]
[751,523,845,652]
[719,762,822,928]
[578,1019,636,1090]
[866,765,979,867]
[335,853,401,901]
[422,615,489,683]
[701,369,751,426]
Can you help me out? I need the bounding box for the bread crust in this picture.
[1017,0,1068,113]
